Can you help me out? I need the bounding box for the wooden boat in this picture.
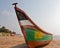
[12,3,53,48]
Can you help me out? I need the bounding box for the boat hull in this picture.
[12,3,53,48]
[27,40,51,48]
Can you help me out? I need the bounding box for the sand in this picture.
[0,35,60,48]
[0,35,25,48]
[44,40,60,48]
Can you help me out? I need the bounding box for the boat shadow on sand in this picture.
[11,43,28,48]
[11,43,42,48]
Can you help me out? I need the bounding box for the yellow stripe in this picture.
[34,30,43,39]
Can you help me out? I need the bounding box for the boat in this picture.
[12,3,53,48]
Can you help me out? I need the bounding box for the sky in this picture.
[0,0,60,36]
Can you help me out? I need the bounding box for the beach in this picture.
[44,40,60,48]
[0,35,25,48]
[0,35,60,48]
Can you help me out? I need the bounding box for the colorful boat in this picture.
[12,3,53,48]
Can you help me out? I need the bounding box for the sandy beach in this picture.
[0,35,25,48]
[0,35,60,48]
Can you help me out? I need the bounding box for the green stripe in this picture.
[25,28,52,41]
[25,28,35,41]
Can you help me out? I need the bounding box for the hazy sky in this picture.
[0,0,60,36]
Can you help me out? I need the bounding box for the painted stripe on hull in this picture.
[19,20,33,26]
[25,28,52,41]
